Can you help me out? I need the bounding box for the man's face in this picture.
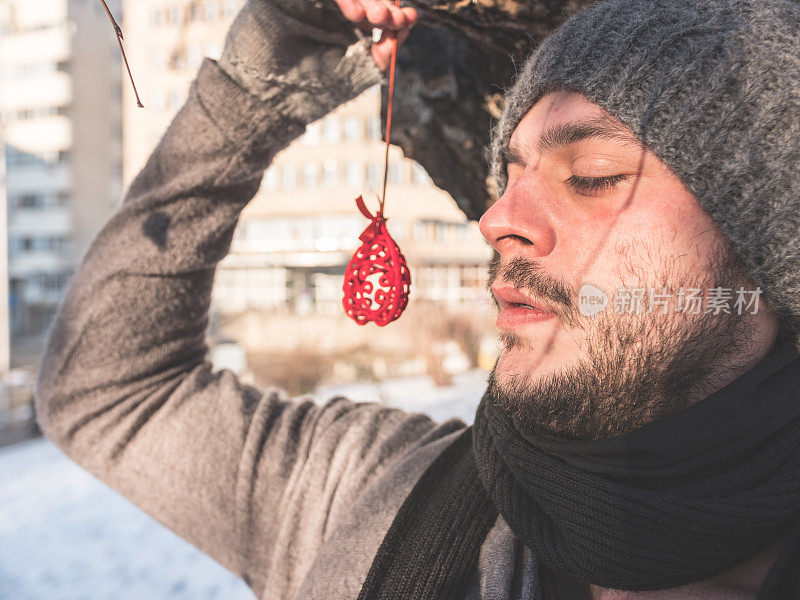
[479,90,777,440]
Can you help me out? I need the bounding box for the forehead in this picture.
[507,90,643,158]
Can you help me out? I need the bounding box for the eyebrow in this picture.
[502,116,644,166]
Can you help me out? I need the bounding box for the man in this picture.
[35,0,800,598]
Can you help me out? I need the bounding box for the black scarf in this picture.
[357,341,800,598]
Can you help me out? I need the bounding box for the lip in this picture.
[491,284,557,329]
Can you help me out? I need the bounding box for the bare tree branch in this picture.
[99,0,144,108]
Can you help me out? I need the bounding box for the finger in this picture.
[358,0,409,30]
[362,0,391,27]
[384,1,409,29]
[400,6,418,27]
[333,0,366,23]
[370,30,396,72]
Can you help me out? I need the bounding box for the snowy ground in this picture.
[0,370,487,600]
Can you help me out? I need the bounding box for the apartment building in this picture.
[216,86,493,317]
[121,0,492,327]
[121,0,241,182]
[0,0,122,359]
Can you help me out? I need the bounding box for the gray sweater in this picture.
[34,53,535,599]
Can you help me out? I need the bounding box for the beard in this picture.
[486,242,757,440]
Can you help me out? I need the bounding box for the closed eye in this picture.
[565,174,630,195]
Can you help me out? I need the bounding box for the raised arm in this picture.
[34,1,445,596]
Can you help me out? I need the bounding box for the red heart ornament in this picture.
[342,195,411,326]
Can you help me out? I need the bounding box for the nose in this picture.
[478,171,557,257]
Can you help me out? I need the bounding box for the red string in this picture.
[342,8,412,326]
[379,10,399,216]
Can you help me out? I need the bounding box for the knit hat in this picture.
[488,0,800,346]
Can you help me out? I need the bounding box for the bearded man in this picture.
[36,0,800,598]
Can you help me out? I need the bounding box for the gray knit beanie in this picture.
[489,0,800,346]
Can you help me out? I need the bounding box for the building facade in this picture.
[215,86,493,317]
[0,0,122,360]
[121,0,241,183]
[121,0,492,322]
[119,0,493,362]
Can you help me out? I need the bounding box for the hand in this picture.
[332,0,419,72]
[219,0,410,120]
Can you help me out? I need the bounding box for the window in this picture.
[264,167,280,191]
[6,106,69,121]
[33,237,69,252]
[204,1,219,20]
[150,89,167,110]
[302,162,320,187]
[169,90,185,110]
[313,215,361,251]
[50,272,71,293]
[322,118,341,144]
[367,163,381,189]
[302,122,321,146]
[168,6,182,25]
[323,159,338,188]
[411,219,438,242]
[389,162,403,184]
[11,194,42,209]
[461,265,483,289]
[282,164,298,190]
[367,116,382,140]
[315,215,360,241]
[8,237,31,255]
[151,49,169,69]
[413,220,427,242]
[31,272,71,295]
[413,162,431,185]
[387,219,405,241]
[224,0,239,17]
[6,149,70,167]
[435,221,447,242]
[343,116,363,141]
[6,149,38,167]
[290,218,314,242]
[187,44,203,69]
[344,162,363,187]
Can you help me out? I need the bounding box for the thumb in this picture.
[371,28,412,72]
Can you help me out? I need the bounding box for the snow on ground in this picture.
[310,368,487,425]
[0,370,487,600]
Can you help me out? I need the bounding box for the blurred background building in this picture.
[121,0,496,394]
[0,0,122,355]
[1,0,497,437]
[0,0,122,436]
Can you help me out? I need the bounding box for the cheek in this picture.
[646,188,723,270]
[567,185,721,292]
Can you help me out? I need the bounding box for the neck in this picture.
[689,314,780,406]
[588,532,789,599]
[585,325,788,600]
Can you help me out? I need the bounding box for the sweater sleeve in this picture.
[34,55,456,597]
